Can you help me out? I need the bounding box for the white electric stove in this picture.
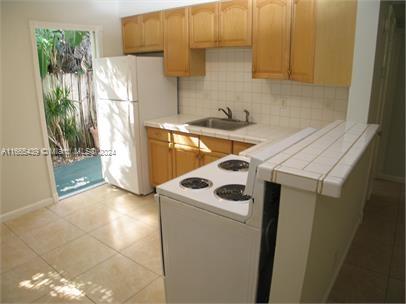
[155,128,317,303]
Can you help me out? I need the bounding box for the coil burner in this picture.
[180,177,213,190]
[214,184,252,201]
[218,159,249,172]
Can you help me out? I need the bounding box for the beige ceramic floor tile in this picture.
[48,194,100,218]
[372,179,402,201]
[1,237,37,273]
[353,218,397,245]
[33,276,93,304]
[125,277,165,304]
[76,255,157,304]
[385,278,405,303]
[103,192,151,215]
[20,219,85,254]
[91,216,154,250]
[35,293,94,303]
[329,263,387,303]
[42,235,115,279]
[65,205,122,232]
[121,233,163,275]
[1,257,62,303]
[125,199,160,229]
[390,242,405,281]
[345,238,393,275]
[85,184,127,204]
[0,224,17,245]
[5,208,60,236]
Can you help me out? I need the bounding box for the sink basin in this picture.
[187,117,254,131]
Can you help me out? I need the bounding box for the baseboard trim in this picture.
[0,197,55,222]
[322,216,362,302]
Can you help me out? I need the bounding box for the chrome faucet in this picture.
[243,109,250,123]
[218,107,233,120]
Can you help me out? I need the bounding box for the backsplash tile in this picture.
[179,48,348,128]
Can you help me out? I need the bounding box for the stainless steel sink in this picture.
[187,117,254,131]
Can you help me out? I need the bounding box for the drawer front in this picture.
[200,136,232,154]
[173,131,200,148]
[147,127,171,142]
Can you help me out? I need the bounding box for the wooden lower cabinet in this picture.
[233,141,255,154]
[147,127,256,185]
[148,139,173,186]
[201,151,228,166]
[173,144,200,177]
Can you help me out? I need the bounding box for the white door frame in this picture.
[29,21,103,202]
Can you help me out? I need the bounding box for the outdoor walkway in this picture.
[54,156,104,198]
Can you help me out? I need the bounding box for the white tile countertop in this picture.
[144,114,300,144]
[257,120,379,198]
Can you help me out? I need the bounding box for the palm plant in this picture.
[44,86,81,155]
[36,28,97,161]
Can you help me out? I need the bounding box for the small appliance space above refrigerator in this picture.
[93,55,177,195]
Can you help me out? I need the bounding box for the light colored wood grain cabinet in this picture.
[201,151,228,165]
[164,8,205,77]
[253,0,356,85]
[173,144,201,177]
[189,2,219,48]
[290,0,316,83]
[122,12,163,53]
[252,0,292,79]
[313,0,357,86]
[122,16,143,53]
[233,141,255,154]
[219,0,253,47]
[148,139,173,186]
[141,12,164,52]
[147,128,257,182]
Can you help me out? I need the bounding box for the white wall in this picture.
[346,0,380,123]
[1,1,123,217]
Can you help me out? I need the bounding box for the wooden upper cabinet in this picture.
[290,0,316,83]
[122,16,143,53]
[219,0,253,47]
[141,12,164,52]
[164,8,205,77]
[313,0,357,86]
[122,12,163,53]
[252,0,292,79]
[189,2,219,48]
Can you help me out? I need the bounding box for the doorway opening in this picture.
[34,26,104,199]
[369,1,405,184]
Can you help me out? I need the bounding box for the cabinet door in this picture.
[148,139,173,186]
[141,12,163,52]
[173,144,200,177]
[290,0,316,83]
[252,0,291,79]
[164,8,190,76]
[233,141,255,154]
[122,16,143,53]
[189,3,219,48]
[164,8,205,77]
[219,0,253,47]
[313,0,357,86]
[201,151,228,166]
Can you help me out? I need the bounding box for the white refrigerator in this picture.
[94,56,177,195]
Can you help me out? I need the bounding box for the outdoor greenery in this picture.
[35,28,97,163]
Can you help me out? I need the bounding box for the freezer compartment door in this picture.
[94,56,138,101]
[96,99,141,194]
[160,195,261,303]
